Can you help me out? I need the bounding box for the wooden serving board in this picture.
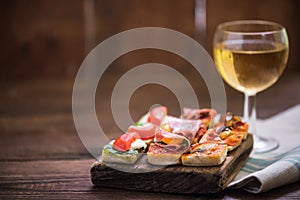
[91,134,253,194]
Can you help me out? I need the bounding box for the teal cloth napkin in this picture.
[228,105,300,193]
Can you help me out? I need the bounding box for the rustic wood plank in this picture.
[0,1,299,199]
[91,134,253,194]
[0,113,90,161]
[0,75,299,198]
[1,159,299,199]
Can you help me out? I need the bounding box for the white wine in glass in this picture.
[213,20,289,153]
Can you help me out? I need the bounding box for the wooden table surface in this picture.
[0,71,300,199]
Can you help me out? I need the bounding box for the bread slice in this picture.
[101,144,143,164]
[101,139,147,164]
[200,128,244,152]
[223,113,249,140]
[181,142,227,166]
[147,151,182,165]
[222,131,244,151]
[147,143,188,165]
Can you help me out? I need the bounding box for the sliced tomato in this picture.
[149,106,167,125]
[128,123,156,140]
[112,132,139,152]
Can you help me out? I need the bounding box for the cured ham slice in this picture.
[200,127,243,151]
[154,127,190,147]
[101,105,249,166]
[164,116,201,143]
[148,106,167,126]
[147,117,201,165]
[182,108,217,126]
[148,128,189,166]
[193,123,209,144]
[128,123,156,140]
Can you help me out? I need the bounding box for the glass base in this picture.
[252,135,279,153]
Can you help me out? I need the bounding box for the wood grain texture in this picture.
[0,78,300,199]
[1,159,300,200]
[0,0,300,198]
[0,0,85,81]
[2,0,299,82]
[91,135,253,194]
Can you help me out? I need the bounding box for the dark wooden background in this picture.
[1,0,299,117]
[0,0,300,199]
[1,0,299,80]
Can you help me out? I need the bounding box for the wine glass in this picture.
[213,20,289,153]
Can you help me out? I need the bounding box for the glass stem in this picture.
[244,93,256,135]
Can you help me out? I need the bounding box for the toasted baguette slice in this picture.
[101,141,146,164]
[147,143,188,165]
[181,142,227,166]
[200,128,244,152]
[222,131,244,151]
[242,131,248,140]
[147,152,182,165]
[223,113,249,140]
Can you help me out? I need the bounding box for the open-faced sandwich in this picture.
[101,106,249,167]
[199,113,249,151]
[147,113,203,165]
[101,132,147,164]
[147,127,190,165]
[101,106,167,164]
[181,142,228,166]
